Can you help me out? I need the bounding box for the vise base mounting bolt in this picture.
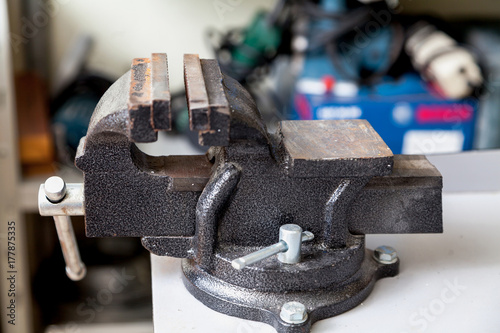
[39,53,442,333]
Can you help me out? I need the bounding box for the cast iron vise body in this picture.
[55,53,443,332]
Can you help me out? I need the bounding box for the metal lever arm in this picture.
[232,224,314,270]
[39,176,86,281]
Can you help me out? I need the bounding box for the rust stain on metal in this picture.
[151,53,172,130]
[184,54,210,131]
[163,155,212,179]
[158,155,213,192]
[129,58,151,106]
[198,59,230,146]
[128,57,156,142]
[280,119,392,161]
[131,144,212,192]
[200,59,230,116]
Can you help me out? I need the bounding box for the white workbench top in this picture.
[151,191,500,333]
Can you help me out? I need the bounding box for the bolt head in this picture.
[280,224,302,233]
[44,176,67,203]
[280,301,307,324]
[373,245,398,264]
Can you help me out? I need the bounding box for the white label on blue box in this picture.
[402,130,465,154]
[316,106,362,120]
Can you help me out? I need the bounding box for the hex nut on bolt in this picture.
[373,245,398,264]
[280,301,308,324]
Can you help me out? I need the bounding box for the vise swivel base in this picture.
[38,53,442,333]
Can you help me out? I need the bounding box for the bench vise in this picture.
[39,53,442,333]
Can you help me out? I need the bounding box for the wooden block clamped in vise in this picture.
[128,53,172,143]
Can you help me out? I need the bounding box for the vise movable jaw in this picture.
[39,53,442,333]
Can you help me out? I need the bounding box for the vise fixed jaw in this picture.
[41,53,442,333]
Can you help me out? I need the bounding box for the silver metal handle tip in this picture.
[232,259,246,270]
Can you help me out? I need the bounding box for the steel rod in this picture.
[232,241,288,270]
[53,215,86,281]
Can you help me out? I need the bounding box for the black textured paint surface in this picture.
[76,73,201,238]
[152,99,171,130]
[182,250,399,333]
[129,59,157,143]
[76,70,441,240]
[194,163,241,270]
[76,59,442,333]
[141,236,193,257]
[211,237,365,292]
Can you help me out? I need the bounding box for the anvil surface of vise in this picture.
[70,53,441,332]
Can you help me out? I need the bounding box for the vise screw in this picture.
[39,53,442,333]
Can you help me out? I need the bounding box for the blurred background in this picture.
[1,0,500,332]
